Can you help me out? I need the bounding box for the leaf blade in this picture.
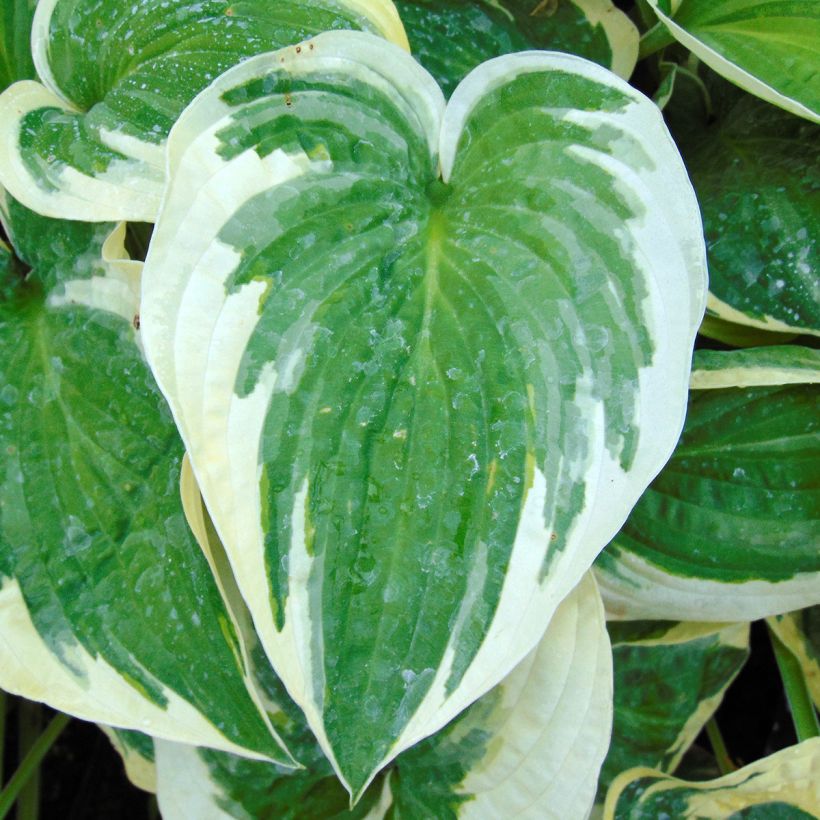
[142,32,706,794]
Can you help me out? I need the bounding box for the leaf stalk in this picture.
[0,709,70,820]
[639,22,676,59]
[705,717,735,775]
[768,625,820,743]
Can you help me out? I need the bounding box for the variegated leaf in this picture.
[395,0,638,96]
[769,606,820,710]
[0,203,293,764]
[141,31,705,796]
[690,346,820,390]
[599,621,749,801]
[603,738,820,819]
[0,0,36,92]
[155,572,612,819]
[672,79,820,336]
[597,346,820,622]
[0,0,407,222]
[645,0,820,122]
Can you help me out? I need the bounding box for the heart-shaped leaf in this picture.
[0,0,407,221]
[596,346,820,622]
[395,0,638,96]
[141,31,705,795]
[155,572,612,819]
[0,201,293,764]
[645,0,820,122]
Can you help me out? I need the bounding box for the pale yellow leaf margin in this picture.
[603,738,820,819]
[576,0,639,80]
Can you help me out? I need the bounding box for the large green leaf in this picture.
[0,205,293,764]
[603,738,820,819]
[141,31,705,795]
[596,346,820,622]
[0,0,407,222]
[670,80,820,336]
[171,472,610,816]
[599,621,749,801]
[395,0,638,96]
[155,573,612,819]
[645,0,820,122]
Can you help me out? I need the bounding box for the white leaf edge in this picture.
[646,0,820,124]
[99,724,158,794]
[142,31,705,797]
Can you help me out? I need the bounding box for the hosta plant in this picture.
[0,0,818,817]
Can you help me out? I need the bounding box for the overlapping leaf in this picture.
[155,573,612,819]
[645,0,820,122]
[395,0,638,96]
[141,30,705,795]
[670,79,820,336]
[0,201,293,764]
[603,738,820,819]
[169,470,611,816]
[598,621,749,801]
[596,346,820,622]
[0,0,407,221]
